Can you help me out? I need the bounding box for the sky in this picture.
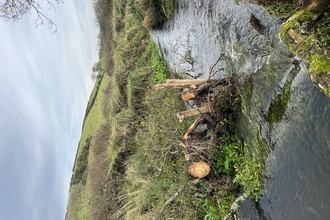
[0,1,99,219]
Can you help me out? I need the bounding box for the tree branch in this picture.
[152,184,187,220]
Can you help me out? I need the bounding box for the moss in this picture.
[280,20,330,78]
[278,6,330,98]
[307,54,330,76]
[279,10,315,41]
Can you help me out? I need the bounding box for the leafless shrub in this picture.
[0,0,62,32]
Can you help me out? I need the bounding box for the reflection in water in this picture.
[152,0,330,219]
[259,82,330,220]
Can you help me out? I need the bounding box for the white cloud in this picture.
[0,0,99,219]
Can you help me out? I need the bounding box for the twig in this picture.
[27,0,59,33]
[208,54,226,79]
[152,184,187,220]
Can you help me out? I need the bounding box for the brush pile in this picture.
[154,77,239,178]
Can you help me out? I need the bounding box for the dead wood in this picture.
[182,92,197,100]
[154,79,217,90]
[154,82,198,90]
[224,192,249,220]
[189,130,208,141]
[152,184,187,220]
[166,79,216,84]
[203,114,217,130]
[181,78,229,101]
[177,105,211,122]
[182,115,205,141]
[187,161,211,178]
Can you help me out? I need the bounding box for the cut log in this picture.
[182,92,197,100]
[154,82,196,90]
[187,161,211,179]
[182,78,230,100]
[166,79,216,84]
[154,78,229,91]
[182,116,204,140]
[177,105,211,122]
[154,79,218,90]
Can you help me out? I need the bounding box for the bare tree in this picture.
[0,0,62,32]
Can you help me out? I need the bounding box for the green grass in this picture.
[125,88,195,219]
[66,73,110,220]
[67,1,178,219]
[148,40,171,84]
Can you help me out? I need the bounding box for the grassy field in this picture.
[65,0,304,219]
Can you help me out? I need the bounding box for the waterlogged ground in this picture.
[152,0,330,219]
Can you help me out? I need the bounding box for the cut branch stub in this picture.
[177,105,211,122]
[182,92,197,100]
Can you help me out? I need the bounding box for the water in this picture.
[151,0,330,219]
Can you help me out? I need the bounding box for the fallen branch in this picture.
[152,184,187,220]
[224,192,249,220]
[154,82,197,90]
[177,105,211,122]
[182,115,205,140]
[166,79,215,84]
[154,79,217,90]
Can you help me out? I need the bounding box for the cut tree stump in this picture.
[177,105,211,122]
[187,161,211,178]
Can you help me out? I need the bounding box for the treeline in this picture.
[70,136,92,185]
[93,0,114,75]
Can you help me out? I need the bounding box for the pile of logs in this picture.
[154,77,232,179]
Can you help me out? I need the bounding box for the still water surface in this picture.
[152,0,330,219]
